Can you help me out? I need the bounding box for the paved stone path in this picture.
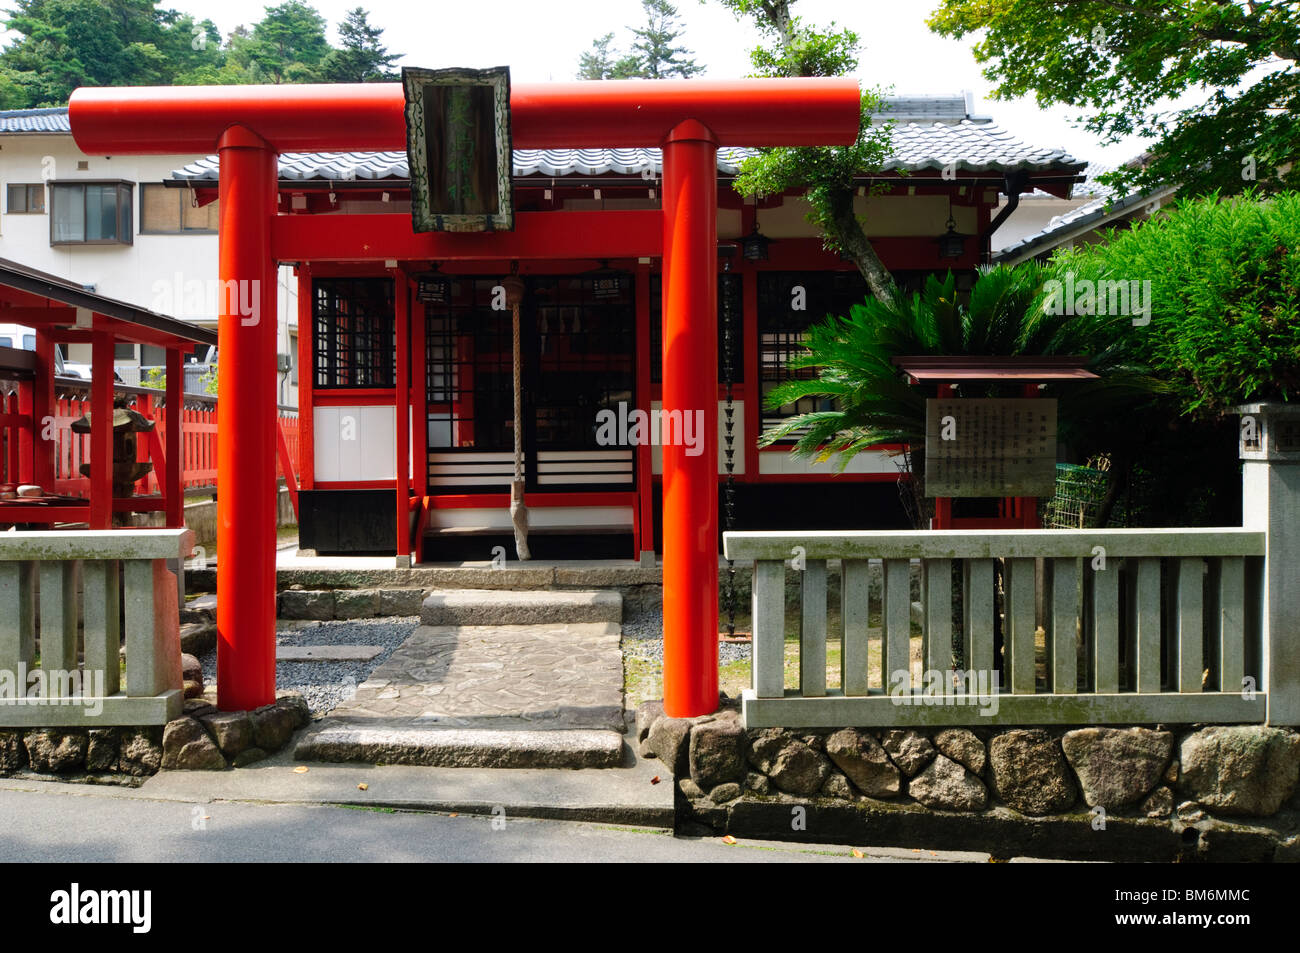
[312,622,625,732]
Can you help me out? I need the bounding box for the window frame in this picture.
[49,180,134,246]
[7,183,46,214]
[138,182,218,235]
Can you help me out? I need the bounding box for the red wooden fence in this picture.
[0,376,299,495]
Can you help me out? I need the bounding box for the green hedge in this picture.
[1048,191,1300,417]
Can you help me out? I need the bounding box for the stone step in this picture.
[293,724,625,769]
[276,645,385,663]
[420,588,621,627]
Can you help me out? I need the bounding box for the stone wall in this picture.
[0,692,311,781]
[635,703,1300,861]
[0,726,164,783]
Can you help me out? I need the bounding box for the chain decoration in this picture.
[721,264,738,638]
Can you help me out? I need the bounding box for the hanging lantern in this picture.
[938,215,967,260]
[740,221,771,262]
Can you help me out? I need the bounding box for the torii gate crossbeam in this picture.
[69,78,860,718]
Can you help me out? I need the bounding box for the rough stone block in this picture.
[378,588,425,617]
[278,589,334,621]
[179,621,216,655]
[250,705,296,752]
[1178,726,1300,816]
[710,782,743,804]
[934,728,987,776]
[648,716,693,776]
[825,727,901,797]
[118,728,162,776]
[908,754,988,812]
[635,700,664,743]
[768,738,831,796]
[275,691,312,729]
[161,717,226,771]
[86,729,119,772]
[24,729,87,773]
[882,729,936,777]
[0,729,29,772]
[990,729,1077,816]
[1062,726,1172,811]
[333,589,380,620]
[689,718,746,789]
[199,711,254,758]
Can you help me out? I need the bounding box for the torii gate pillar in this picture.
[661,120,720,715]
[215,125,280,711]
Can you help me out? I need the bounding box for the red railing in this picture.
[0,376,298,495]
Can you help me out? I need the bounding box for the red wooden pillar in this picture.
[661,120,720,718]
[89,331,114,529]
[634,260,654,562]
[215,125,279,712]
[15,378,33,486]
[31,328,56,490]
[296,265,315,492]
[412,292,428,498]
[394,268,411,565]
[165,347,183,528]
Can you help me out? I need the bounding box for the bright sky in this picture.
[166,0,1153,166]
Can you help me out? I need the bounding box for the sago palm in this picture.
[758,264,1165,473]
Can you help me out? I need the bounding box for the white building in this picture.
[0,107,299,404]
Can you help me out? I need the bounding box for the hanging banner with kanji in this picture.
[924,398,1058,497]
[403,65,514,233]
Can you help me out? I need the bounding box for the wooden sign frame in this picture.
[403,65,514,233]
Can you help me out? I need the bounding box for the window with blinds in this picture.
[50,182,133,245]
[140,183,218,234]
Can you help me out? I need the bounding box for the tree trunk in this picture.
[827,186,895,302]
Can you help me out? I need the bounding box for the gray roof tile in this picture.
[0,107,72,133]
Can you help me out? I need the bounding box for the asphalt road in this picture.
[0,787,979,863]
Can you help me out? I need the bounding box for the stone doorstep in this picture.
[421,588,622,627]
[275,645,385,663]
[293,724,625,770]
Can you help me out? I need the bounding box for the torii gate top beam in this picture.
[69,78,861,154]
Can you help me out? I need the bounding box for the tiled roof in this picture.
[171,120,1080,183]
[0,107,71,133]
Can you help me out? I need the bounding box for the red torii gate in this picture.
[69,78,860,718]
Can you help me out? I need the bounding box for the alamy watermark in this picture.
[150,273,261,326]
[595,401,705,457]
[0,664,105,716]
[1043,271,1152,326]
[889,668,1001,716]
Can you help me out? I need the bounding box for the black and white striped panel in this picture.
[536,450,634,487]
[428,452,514,488]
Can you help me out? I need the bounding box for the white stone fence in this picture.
[0,528,191,728]
[725,403,1300,731]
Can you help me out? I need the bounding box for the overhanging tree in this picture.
[716,0,897,301]
[927,0,1300,197]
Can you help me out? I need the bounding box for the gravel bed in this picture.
[196,616,419,717]
[621,599,751,664]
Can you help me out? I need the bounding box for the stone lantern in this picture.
[71,400,156,504]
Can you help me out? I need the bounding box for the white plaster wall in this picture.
[0,132,298,403]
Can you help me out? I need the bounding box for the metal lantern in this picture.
[938,216,966,259]
[740,222,771,262]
